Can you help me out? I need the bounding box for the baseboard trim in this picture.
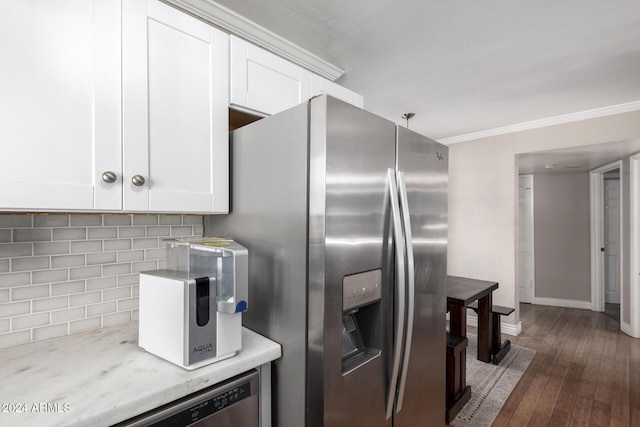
[465,314,522,337]
[532,297,592,310]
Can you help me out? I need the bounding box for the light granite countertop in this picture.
[0,322,281,427]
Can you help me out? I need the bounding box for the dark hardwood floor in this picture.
[476,303,640,426]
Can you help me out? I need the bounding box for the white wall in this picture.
[447,109,640,328]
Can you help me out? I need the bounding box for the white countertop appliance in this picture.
[139,238,248,369]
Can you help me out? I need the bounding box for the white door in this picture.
[519,175,534,303]
[230,35,311,116]
[0,0,121,211]
[122,0,229,213]
[604,178,621,304]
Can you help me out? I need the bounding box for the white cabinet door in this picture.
[123,0,229,213]
[309,74,364,108]
[0,0,122,211]
[230,36,310,116]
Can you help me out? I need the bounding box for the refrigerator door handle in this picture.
[385,168,406,420]
[395,170,415,412]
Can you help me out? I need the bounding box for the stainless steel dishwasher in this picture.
[120,369,259,426]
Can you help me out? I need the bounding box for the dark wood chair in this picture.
[445,332,471,422]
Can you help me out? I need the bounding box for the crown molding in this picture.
[164,0,344,81]
[438,100,640,145]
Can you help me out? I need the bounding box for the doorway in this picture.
[589,161,623,325]
[603,169,621,321]
[518,175,534,304]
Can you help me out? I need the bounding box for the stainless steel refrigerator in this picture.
[205,95,448,427]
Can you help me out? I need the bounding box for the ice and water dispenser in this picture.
[341,269,382,374]
[138,238,248,370]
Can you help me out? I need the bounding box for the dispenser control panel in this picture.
[342,269,382,312]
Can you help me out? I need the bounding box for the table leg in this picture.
[476,293,493,363]
[449,303,466,338]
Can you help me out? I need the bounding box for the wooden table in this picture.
[447,275,499,363]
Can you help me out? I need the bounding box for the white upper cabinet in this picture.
[123,0,229,213]
[309,74,364,109]
[230,36,311,116]
[230,35,363,116]
[0,0,122,211]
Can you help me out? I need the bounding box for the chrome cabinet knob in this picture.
[101,171,117,184]
[132,175,146,187]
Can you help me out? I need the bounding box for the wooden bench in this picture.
[468,301,515,365]
[445,332,471,422]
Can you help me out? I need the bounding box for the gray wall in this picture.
[533,173,591,301]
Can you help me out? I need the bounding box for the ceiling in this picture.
[208,0,640,143]
[518,139,640,175]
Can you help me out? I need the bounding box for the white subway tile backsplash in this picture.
[118,274,139,287]
[12,312,50,331]
[32,269,69,285]
[117,250,144,263]
[69,291,101,307]
[13,228,51,242]
[171,226,193,237]
[53,227,87,241]
[0,243,32,257]
[0,272,31,288]
[183,215,203,225]
[0,213,203,349]
[0,330,30,348]
[118,297,139,311]
[103,311,131,327]
[104,239,132,251]
[147,226,171,237]
[145,248,165,260]
[159,215,181,225]
[32,296,68,313]
[51,281,85,296]
[0,229,11,243]
[70,240,102,254]
[133,215,159,226]
[88,227,117,239]
[69,266,102,281]
[0,301,30,317]
[34,214,69,227]
[11,284,50,301]
[51,307,85,324]
[102,263,131,277]
[87,301,116,317]
[119,227,145,238]
[12,256,49,272]
[32,323,68,341]
[132,309,139,321]
[86,252,116,265]
[87,277,116,291]
[70,215,102,227]
[51,255,85,269]
[104,215,132,226]
[34,241,69,256]
[103,287,130,302]
[0,215,32,228]
[70,317,101,333]
[132,261,157,273]
[132,238,158,249]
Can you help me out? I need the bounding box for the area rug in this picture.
[450,334,535,427]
